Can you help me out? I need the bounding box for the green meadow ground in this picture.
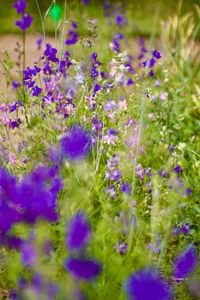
[0,1,200,299]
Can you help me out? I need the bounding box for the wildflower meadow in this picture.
[0,0,200,299]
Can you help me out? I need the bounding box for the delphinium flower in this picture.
[36,37,43,50]
[114,240,128,254]
[173,245,198,282]
[65,212,101,281]
[172,223,190,236]
[65,258,101,281]
[103,129,118,145]
[125,268,172,300]
[0,165,62,248]
[66,212,91,251]
[13,0,26,14]
[12,80,21,89]
[15,13,33,31]
[65,22,79,45]
[12,274,59,299]
[121,181,131,195]
[60,125,92,160]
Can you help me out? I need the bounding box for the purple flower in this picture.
[65,258,101,281]
[12,80,20,89]
[173,245,198,282]
[82,0,89,4]
[125,268,172,300]
[127,78,134,85]
[61,125,92,160]
[65,30,78,45]
[114,241,128,254]
[15,13,33,31]
[121,182,131,195]
[173,165,182,175]
[36,38,43,50]
[13,0,26,14]
[185,187,192,197]
[93,83,101,93]
[21,242,37,267]
[153,50,161,59]
[66,212,91,251]
[44,44,59,63]
[32,85,42,96]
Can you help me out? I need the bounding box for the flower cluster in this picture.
[65,212,101,281]
[14,0,33,31]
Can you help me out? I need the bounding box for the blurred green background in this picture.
[0,0,199,36]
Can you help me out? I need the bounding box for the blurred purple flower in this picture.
[15,13,33,31]
[12,80,20,89]
[66,212,91,251]
[153,50,161,59]
[44,44,59,63]
[173,165,182,175]
[114,241,128,254]
[65,30,78,45]
[121,182,131,195]
[173,245,198,282]
[60,125,92,160]
[21,242,37,267]
[65,258,101,281]
[13,0,26,14]
[125,268,172,300]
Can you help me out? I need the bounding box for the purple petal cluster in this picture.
[66,212,91,251]
[65,258,101,281]
[60,125,92,160]
[125,268,172,300]
[0,165,62,248]
[15,13,33,31]
[173,245,198,282]
[13,0,26,14]
[65,22,78,45]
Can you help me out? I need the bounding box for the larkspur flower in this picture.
[114,241,128,254]
[13,0,26,14]
[65,258,101,281]
[66,212,91,251]
[125,268,172,300]
[173,165,182,175]
[21,242,37,267]
[60,125,92,160]
[15,13,33,31]
[153,50,161,59]
[173,245,198,282]
[121,182,131,195]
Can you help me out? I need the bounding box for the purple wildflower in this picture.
[66,212,91,251]
[13,0,26,14]
[185,187,192,197]
[44,44,59,63]
[36,38,43,50]
[153,50,161,59]
[12,80,20,89]
[21,242,37,267]
[60,125,92,160]
[121,182,131,195]
[65,30,78,45]
[82,0,89,4]
[173,165,182,175]
[125,268,172,300]
[32,85,42,96]
[173,245,198,282]
[114,241,128,254]
[65,258,101,281]
[15,13,33,31]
